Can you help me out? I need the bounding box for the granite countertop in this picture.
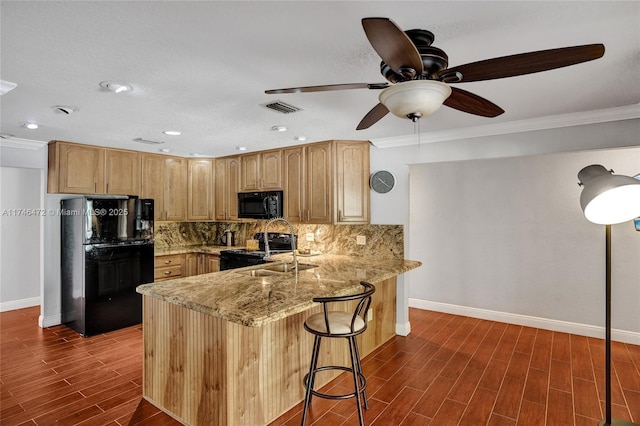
[154,245,234,256]
[137,253,421,327]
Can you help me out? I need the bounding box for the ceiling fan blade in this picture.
[265,82,388,94]
[362,17,423,77]
[441,44,605,82]
[356,103,389,130]
[444,87,505,117]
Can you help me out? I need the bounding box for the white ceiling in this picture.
[1,1,639,158]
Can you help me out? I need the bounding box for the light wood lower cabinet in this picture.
[185,253,220,276]
[154,254,185,282]
[142,276,396,426]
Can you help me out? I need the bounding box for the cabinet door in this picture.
[214,157,240,221]
[141,154,166,222]
[184,253,199,277]
[187,159,213,220]
[164,157,187,221]
[335,141,370,223]
[105,149,140,195]
[240,154,260,191]
[57,143,105,194]
[282,147,305,223]
[260,150,282,189]
[306,142,333,224]
[214,158,228,221]
[226,157,240,220]
[205,254,220,273]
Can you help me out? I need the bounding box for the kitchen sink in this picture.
[238,262,317,277]
[263,262,317,273]
[240,269,282,277]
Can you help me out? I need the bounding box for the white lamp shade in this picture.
[379,80,452,119]
[578,165,640,225]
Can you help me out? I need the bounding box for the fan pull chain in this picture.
[414,118,421,148]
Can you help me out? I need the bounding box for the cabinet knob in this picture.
[164,271,171,275]
[164,260,172,264]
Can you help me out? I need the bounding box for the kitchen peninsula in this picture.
[137,253,420,426]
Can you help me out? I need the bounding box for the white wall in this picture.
[0,167,42,310]
[369,118,640,343]
[408,148,640,341]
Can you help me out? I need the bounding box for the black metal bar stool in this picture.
[301,281,375,426]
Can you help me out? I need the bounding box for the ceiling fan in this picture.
[265,17,605,130]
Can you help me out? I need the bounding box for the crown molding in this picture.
[0,137,48,150]
[371,104,640,149]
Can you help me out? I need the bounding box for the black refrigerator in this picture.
[60,196,154,336]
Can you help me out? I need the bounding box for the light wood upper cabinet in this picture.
[283,142,333,224]
[104,149,140,195]
[48,141,105,194]
[240,149,282,191]
[48,141,141,195]
[141,154,187,221]
[187,159,214,221]
[282,146,305,223]
[306,142,333,224]
[214,156,240,221]
[334,140,370,224]
[283,140,369,224]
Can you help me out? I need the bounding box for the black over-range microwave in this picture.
[237,191,283,219]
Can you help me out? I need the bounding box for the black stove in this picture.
[219,233,297,271]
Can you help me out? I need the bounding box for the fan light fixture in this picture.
[379,80,451,122]
[578,165,640,225]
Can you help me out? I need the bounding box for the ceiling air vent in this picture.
[261,100,302,114]
[133,137,165,145]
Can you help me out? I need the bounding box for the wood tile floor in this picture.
[1,307,638,425]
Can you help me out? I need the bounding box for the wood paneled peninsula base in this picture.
[137,254,421,426]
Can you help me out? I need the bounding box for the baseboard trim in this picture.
[39,313,62,328]
[396,321,411,336]
[0,297,40,313]
[409,298,640,345]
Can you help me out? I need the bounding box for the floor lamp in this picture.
[577,164,640,426]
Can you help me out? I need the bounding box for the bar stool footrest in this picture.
[303,365,367,400]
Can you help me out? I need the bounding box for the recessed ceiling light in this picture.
[0,80,17,96]
[163,130,181,136]
[22,122,39,130]
[271,125,287,132]
[294,136,307,142]
[236,146,247,151]
[99,81,133,93]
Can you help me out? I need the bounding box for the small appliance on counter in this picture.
[219,232,297,270]
[61,196,154,336]
[220,229,236,247]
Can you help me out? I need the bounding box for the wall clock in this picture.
[370,170,395,194]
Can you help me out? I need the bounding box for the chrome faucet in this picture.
[263,217,297,269]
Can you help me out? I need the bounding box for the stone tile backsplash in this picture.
[154,221,404,259]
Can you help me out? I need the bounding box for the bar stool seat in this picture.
[301,281,375,426]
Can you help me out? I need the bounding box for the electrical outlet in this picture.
[367,308,373,322]
[356,235,366,245]
[305,233,315,242]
